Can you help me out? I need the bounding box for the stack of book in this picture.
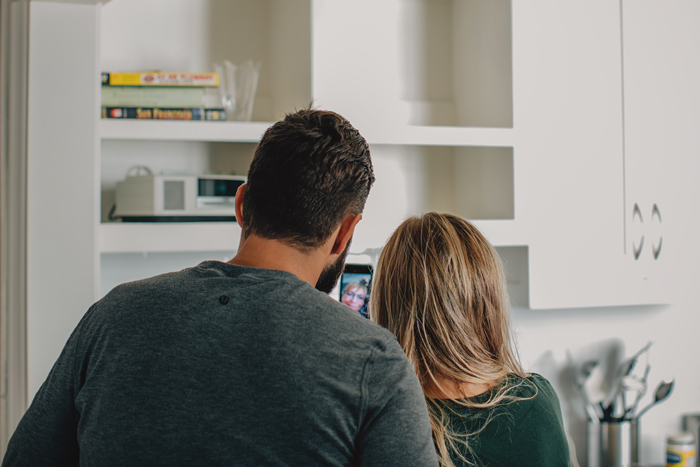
[101,71,226,121]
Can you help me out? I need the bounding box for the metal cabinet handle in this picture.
[631,203,644,260]
[633,235,644,260]
[630,204,662,260]
[633,203,643,223]
[652,237,662,260]
[651,204,661,259]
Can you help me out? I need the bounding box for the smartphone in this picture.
[337,264,373,318]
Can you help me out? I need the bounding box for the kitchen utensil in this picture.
[604,342,653,416]
[636,379,674,418]
[628,363,650,418]
[576,359,601,423]
[585,362,608,418]
[620,374,646,418]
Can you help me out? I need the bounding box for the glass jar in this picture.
[667,432,696,467]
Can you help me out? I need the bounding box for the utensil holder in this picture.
[587,420,639,467]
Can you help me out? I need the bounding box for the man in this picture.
[3,109,439,466]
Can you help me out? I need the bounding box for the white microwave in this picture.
[114,174,246,222]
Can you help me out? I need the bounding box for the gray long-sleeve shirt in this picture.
[3,261,438,467]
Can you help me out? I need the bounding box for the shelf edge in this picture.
[101,119,515,147]
[100,120,274,143]
[100,222,240,253]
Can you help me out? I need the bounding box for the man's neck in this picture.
[227,233,329,287]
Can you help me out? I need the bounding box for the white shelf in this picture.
[471,219,524,247]
[100,222,240,254]
[100,119,274,143]
[101,118,514,148]
[362,125,514,147]
[100,220,518,255]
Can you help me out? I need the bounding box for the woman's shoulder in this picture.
[439,373,561,420]
[525,372,556,391]
[441,373,570,467]
[502,373,562,414]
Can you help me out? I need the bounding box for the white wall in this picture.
[25,1,102,401]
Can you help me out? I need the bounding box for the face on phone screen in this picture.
[338,264,373,318]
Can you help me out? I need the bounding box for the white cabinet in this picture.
[511,0,626,309]
[508,0,699,309]
[619,0,700,303]
[96,0,694,309]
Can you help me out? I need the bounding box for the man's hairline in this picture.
[241,206,363,254]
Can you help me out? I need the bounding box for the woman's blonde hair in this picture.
[342,280,367,295]
[369,213,526,466]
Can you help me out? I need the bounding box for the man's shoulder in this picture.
[103,264,195,296]
[296,287,405,354]
[99,261,281,304]
[98,261,398,340]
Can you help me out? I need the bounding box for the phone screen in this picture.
[337,264,373,318]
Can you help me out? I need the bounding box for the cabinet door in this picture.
[512,1,626,308]
[621,0,700,303]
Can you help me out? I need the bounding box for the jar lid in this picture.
[667,432,696,444]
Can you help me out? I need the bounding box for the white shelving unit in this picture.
[96,0,688,310]
[99,119,517,254]
[98,0,519,258]
[88,0,697,306]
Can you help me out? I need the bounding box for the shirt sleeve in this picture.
[1,307,95,467]
[355,336,439,467]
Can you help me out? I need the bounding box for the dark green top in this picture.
[435,373,570,467]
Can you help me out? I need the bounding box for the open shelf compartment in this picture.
[312,0,512,129]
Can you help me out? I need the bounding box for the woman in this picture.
[340,280,368,314]
[370,213,570,467]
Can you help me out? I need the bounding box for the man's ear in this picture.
[235,183,246,229]
[331,213,363,255]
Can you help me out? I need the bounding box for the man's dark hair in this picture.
[241,108,375,251]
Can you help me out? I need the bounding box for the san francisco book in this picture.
[102,107,226,121]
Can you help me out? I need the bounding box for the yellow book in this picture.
[102,71,219,87]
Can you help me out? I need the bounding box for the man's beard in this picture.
[315,240,351,293]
